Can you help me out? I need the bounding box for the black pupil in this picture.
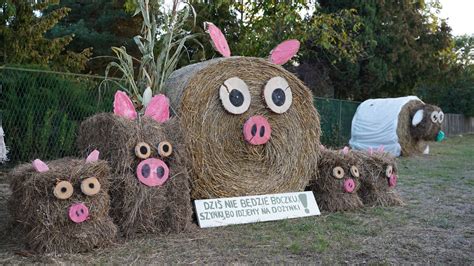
[162,144,169,153]
[140,146,148,155]
[272,88,286,107]
[89,182,94,189]
[229,89,244,107]
[61,187,67,193]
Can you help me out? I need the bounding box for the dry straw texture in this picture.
[308,149,363,212]
[397,100,443,156]
[353,151,403,206]
[165,57,321,199]
[8,159,117,253]
[77,114,192,237]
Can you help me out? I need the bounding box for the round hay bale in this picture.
[353,150,403,206]
[8,158,117,253]
[77,114,192,237]
[307,149,363,212]
[165,57,321,199]
[397,100,443,156]
[350,96,444,157]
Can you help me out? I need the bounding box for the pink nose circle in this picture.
[69,203,89,223]
[388,174,397,187]
[344,179,356,193]
[136,158,170,187]
[243,115,272,145]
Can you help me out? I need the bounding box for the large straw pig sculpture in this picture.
[164,22,321,199]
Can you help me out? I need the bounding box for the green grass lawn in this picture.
[1,135,473,263]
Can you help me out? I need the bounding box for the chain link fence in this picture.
[0,67,360,168]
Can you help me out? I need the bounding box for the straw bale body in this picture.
[308,149,363,212]
[165,57,321,199]
[77,114,192,237]
[8,159,117,253]
[397,100,443,156]
[353,151,403,206]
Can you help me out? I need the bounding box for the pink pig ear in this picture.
[269,39,300,65]
[368,148,374,155]
[144,94,170,123]
[86,150,100,163]
[113,91,137,120]
[377,145,385,153]
[342,146,350,155]
[32,159,49,172]
[204,22,231,57]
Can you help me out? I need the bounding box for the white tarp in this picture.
[349,96,421,157]
[0,126,8,163]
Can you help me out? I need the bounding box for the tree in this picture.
[0,0,90,72]
[45,0,141,74]
[318,0,455,100]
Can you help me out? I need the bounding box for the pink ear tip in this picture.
[32,159,49,172]
[205,21,231,57]
[86,150,100,162]
[113,91,137,120]
[144,94,170,123]
[269,39,301,65]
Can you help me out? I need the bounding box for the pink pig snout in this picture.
[344,179,356,193]
[136,158,170,187]
[243,115,272,145]
[69,203,89,223]
[388,174,397,187]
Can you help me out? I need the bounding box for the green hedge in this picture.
[0,67,114,164]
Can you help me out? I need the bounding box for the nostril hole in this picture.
[142,164,150,178]
[259,126,265,137]
[251,124,257,137]
[156,166,165,178]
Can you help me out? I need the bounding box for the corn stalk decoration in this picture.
[105,0,202,110]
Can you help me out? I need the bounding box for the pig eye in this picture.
[53,181,73,200]
[135,142,151,159]
[350,166,360,178]
[219,77,251,114]
[332,166,344,179]
[438,111,444,123]
[158,141,173,157]
[430,111,439,123]
[386,165,393,178]
[264,76,292,114]
[81,177,101,196]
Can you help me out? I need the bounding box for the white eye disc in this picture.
[219,77,251,114]
[438,111,444,123]
[430,111,439,123]
[264,76,292,114]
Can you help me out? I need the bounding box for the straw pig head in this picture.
[410,104,445,142]
[22,152,109,224]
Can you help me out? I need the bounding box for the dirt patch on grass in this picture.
[1,135,473,263]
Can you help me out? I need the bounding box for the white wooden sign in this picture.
[194,191,320,228]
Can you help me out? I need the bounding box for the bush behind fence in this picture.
[0,67,360,168]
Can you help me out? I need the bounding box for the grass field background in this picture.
[0,135,473,263]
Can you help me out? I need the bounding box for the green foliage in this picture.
[0,1,90,72]
[416,35,474,116]
[318,0,455,100]
[45,0,141,74]
[0,67,114,162]
[105,0,202,108]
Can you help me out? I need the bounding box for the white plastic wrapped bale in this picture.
[349,96,421,157]
[0,126,8,163]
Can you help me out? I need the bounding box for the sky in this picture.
[437,0,474,36]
